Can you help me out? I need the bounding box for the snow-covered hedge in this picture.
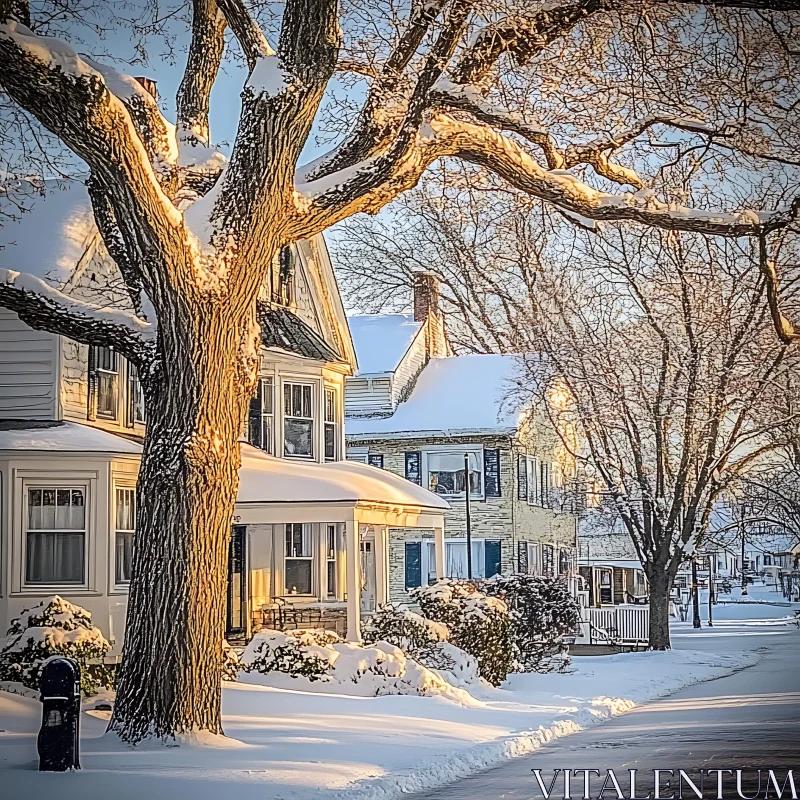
[482,574,581,673]
[240,628,477,703]
[0,596,112,695]
[362,604,481,687]
[413,579,513,686]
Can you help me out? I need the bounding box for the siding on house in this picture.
[344,376,393,417]
[0,310,59,420]
[354,432,578,604]
[391,326,427,406]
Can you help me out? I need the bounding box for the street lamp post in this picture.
[691,555,701,628]
[707,553,714,628]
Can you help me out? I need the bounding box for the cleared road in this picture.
[417,623,800,800]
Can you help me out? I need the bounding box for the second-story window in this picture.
[324,387,337,461]
[128,364,146,426]
[95,346,119,419]
[261,377,274,455]
[284,382,313,458]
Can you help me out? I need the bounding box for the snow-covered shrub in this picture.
[362,603,449,652]
[222,640,241,681]
[240,628,340,681]
[481,574,581,673]
[0,596,112,695]
[413,579,512,686]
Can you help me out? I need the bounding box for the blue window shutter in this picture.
[485,540,502,578]
[405,542,422,589]
[368,454,384,469]
[484,449,501,497]
[405,451,422,485]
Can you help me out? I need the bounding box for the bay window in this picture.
[425,449,483,498]
[26,487,85,584]
[285,522,313,594]
[115,487,136,585]
[284,382,313,458]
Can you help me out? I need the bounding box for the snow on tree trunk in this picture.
[108,301,260,742]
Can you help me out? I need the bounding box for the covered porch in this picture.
[232,446,449,642]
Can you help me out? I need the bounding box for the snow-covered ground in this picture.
[1,583,796,800]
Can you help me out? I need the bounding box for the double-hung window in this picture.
[261,377,274,454]
[284,382,314,458]
[285,522,313,594]
[128,364,146,426]
[26,488,85,584]
[95,346,119,419]
[324,387,337,461]
[527,542,541,575]
[425,449,483,498]
[115,488,136,584]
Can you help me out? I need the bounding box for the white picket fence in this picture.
[574,603,649,645]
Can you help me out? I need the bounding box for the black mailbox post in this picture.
[38,657,81,771]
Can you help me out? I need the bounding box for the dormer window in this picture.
[93,346,119,419]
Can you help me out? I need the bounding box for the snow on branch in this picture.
[216,0,274,69]
[0,268,156,363]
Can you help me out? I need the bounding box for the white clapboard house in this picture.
[0,179,449,652]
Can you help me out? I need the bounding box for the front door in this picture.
[226,525,248,638]
[360,539,376,612]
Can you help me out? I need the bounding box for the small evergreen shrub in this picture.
[413,579,512,686]
[361,603,449,652]
[482,574,581,673]
[240,628,341,681]
[0,595,112,695]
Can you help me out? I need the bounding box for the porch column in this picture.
[434,524,445,580]
[375,525,389,607]
[345,513,362,642]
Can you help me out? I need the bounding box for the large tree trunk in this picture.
[108,299,259,742]
[647,568,672,650]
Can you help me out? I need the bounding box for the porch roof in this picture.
[237,444,450,511]
[0,420,142,454]
[579,558,644,571]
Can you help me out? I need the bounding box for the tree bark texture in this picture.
[108,297,261,742]
[647,568,672,650]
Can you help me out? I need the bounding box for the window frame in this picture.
[261,376,275,456]
[94,346,119,420]
[325,523,337,599]
[282,381,315,460]
[114,486,136,587]
[284,522,315,595]
[24,484,88,587]
[127,363,146,426]
[324,386,337,462]
[527,542,541,575]
[422,445,485,501]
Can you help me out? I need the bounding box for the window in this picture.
[115,488,136,584]
[542,544,555,576]
[95,346,119,419]
[284,382,313,458]
[425,450,482,498]
[326,524,337,598]
[527,542,541,575]
[368,454,384,469]
[420,538,500,581]
[285,523,313,594]
[128,364,145,426]
[26,487,85,584]
[558,548,573,575]
[526,456,552,507]
[324,387,337,461]
[261,377,274,454]
[764,554,772,566]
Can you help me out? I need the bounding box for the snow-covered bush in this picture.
[222,640,241,681]
[413,579,512,686]
[481,574,581,673]
[241,628,339,681]
[240,628,477,703]
[362,603,449,652]
[0,596,112,695]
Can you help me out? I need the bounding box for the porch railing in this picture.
[587,605,649,645]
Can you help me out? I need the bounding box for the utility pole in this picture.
[741,505,748,596]
[464,453,473,579]
[691,555,701,628]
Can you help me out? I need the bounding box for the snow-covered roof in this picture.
[578,557,645,571]
[0,179,96,288]
[347,314,423,375]
[237,445,449,510]
[346,354,523,438]
[0,421,142,454]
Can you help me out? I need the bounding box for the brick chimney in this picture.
[413,271,440,323]
[412,271,449,358]
[133,76,158,101]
